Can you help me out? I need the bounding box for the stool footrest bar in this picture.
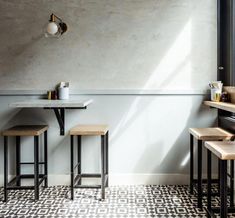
[73,174,109,188]
[74,185,101,189]
[20,162,45,165]
[20,174,45,179]
[79,173,101,178]
[7,175,47,188]
[6,186,35,190]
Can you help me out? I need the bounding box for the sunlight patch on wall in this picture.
[111,97,193,172]
[145,19,192,90]
[180,152,190,167]
[111,19,193,141]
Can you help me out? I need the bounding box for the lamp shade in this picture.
[46,22,59,35]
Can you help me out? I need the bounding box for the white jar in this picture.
[58,87,69,100]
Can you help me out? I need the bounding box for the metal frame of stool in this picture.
[3,131,48,202]
[190,134,220,208]
[206,149,235,217]
[70,131,109,200]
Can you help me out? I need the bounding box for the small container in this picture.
[221,92,230,102]
[47,91,52,100]
[51,90,58,100]
[223,86,235,103]
[58,87,69,100]
[211,88,222,102]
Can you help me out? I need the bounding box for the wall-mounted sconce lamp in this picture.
[45,13,67,37]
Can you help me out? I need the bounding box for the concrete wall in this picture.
[0,0,217,185]
[0,0,216,91]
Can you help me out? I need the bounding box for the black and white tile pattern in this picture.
[0,185,234,217]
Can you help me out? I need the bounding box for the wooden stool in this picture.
[1,125,48,201]
[189,127,234,208]
[205,141,235,217]
[69,125,109,200]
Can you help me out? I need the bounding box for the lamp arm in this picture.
[50,13,63,22]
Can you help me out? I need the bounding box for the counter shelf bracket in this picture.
[44,107,87,135]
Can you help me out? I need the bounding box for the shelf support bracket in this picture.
[53,108,65,135]
[44,107,87,135]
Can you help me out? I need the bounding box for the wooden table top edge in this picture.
[204,100,235,113]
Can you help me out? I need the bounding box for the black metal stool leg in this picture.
[4,136,8,202]
[104,132,107,187]
[16,136,21,186]
[44,131,48,187]
[230,160,234,207]
[207,149,212,213]
[70,135,74,200]
[106,131,109,187]
[101,135,105,200]
[218,158,220,195]
[190,134,194,194]
[77,135,81,185]
[220,159,228,218]
[34,136,39,200]
[197,140,203,209]
[104,134,107,178]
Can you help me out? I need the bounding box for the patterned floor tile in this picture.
[0,185,234,217]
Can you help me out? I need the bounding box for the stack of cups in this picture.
[209,81,223,102]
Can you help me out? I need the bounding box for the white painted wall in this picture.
[0,94,217,185]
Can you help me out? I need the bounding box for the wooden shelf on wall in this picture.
[204,101,235,113]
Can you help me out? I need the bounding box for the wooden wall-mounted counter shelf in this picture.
[204,101,235,113]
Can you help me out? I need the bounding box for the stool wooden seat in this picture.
[189,127,234,141]
[69,125,109,200]
[2,125,48,136]
[189,128,234,140]
[70,125,108,136]
[1,125,48,202]
[188,127,234,208]
[205,141,235,160]
[205,141,235,217]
